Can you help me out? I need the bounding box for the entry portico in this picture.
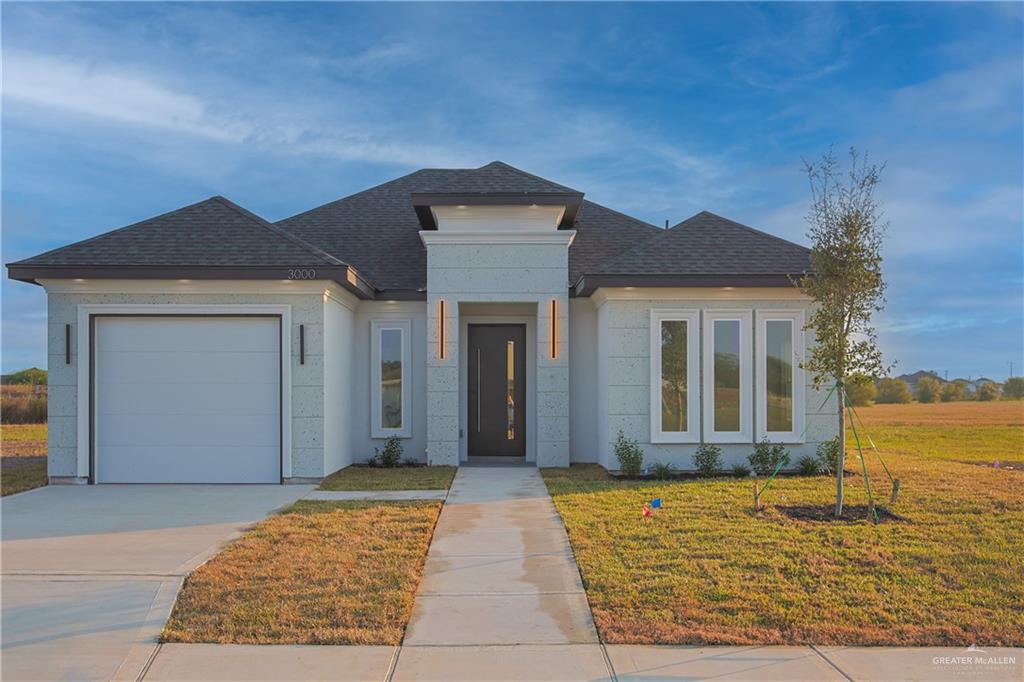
[420,200,575,467]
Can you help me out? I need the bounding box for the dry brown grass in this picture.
[162,499,441,645]
[855,400,1024,427]
[320,465,456,490]
[0,385,47,424]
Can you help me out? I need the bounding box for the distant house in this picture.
[895,370,945,392]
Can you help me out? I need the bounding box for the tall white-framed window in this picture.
[650,309,700,443]
[702,310,753,443]
[756,310,806,443]
[371,319,412,438]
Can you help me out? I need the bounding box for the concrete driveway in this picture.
[1,484,311,681]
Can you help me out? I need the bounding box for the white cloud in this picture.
[3,51,250,142]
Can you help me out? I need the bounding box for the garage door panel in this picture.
[97,382,279,417]
[94,316,281,484]
[97,318,278,353]
[97,350,280,385]
[98,414,279,447]
[98,446,280,484]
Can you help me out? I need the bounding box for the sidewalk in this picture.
[140,467,1023,681]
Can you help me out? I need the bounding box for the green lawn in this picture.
[1,423,47,496]
[320,465,456,491]
[542,402,1024,647]
[163,500,441,644]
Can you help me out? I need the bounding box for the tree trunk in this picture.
[835,383,846,517]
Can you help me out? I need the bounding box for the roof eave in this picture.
[411,192,583,230]
[6,263,377,300]
[573,273,804,297]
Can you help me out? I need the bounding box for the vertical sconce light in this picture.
[438,299,447,359]
[299,324,305,365]
[550,299,558,359]
[65,324,71,365]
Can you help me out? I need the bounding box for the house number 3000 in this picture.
[287,269,317,280]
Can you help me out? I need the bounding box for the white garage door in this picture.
[94,316,281,483]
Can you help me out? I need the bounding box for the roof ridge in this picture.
[478,160,582,194]
[211,196,350,267]
[8,196,226,266]
[673,210,811,253]
[276,168,432,225]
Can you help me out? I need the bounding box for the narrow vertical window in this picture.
[765,320,793,432]
[371,319,412,438]
[713,320,741,432]
[650,310,698,443]
[703,310,753,443]
[661,320,688,432]
[757,311,805,442]
[380,329,403,429]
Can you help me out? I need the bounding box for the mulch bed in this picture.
[775,503,908,524]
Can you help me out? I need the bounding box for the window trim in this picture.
[649,309,700,443]
[756,309,806,443]
[702,309,753,443]
[371,319,412,438]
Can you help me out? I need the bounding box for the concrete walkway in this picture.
[394,466,608,678]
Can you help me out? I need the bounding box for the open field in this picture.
[320,465,456,491]
[851,400,1023,466]
[543,401,1024,646]
[163,499,442,645]
[1,423,48,496]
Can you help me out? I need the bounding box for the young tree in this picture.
[915,376,942,403]
[845,375,877,406]
[941,380,969,402]
[977,381,1002,401]
[799,148,888,517]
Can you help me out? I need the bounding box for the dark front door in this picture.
[468,324,526,457]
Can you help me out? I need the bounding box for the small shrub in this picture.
[876,378,911,404]
[614,430,644,477]
[692,442,722,477]
[1004,377,1024,399]
[402,457,419,467]
[977,381,1002,401]
[650,462,674,480]
[748,438,790,476]
[816,436,840,474]
[796,455,822,476]
[366,456,380,468]
[915,376,942,403]
[732,464,751,478]
[378,436,403,467]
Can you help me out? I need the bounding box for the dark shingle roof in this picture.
[11,196,342,268]
[591,211,811,277]
[8,162,812,296]
[277,162,651,291]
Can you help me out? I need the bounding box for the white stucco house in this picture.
[7,162,838,484]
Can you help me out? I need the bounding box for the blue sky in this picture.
[2,2,1022,380]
